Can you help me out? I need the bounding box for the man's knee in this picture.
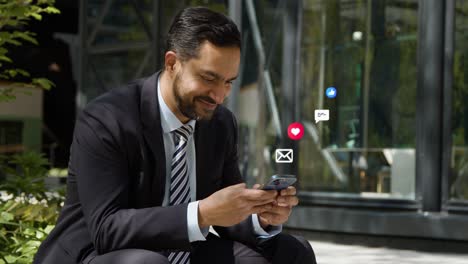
[291,235,315,256]
[134,250,169,264]
[274,234,316,264]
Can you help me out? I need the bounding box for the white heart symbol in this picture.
[291,128,300,136]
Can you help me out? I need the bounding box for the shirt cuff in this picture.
[252,214,282,238]
[187,201,209,242]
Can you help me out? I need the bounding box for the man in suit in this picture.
[34,7,316,264]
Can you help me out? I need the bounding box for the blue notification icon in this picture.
[326,87,337,98]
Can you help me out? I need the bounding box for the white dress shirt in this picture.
[157,77,281,242]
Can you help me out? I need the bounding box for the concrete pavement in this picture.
[310,240,468,264]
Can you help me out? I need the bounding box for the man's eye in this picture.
[202,75,215,82]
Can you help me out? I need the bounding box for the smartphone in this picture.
[262,174,297,190]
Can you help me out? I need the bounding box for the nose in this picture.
[209,88,226,105]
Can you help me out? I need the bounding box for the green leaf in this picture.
[30,13,42,20]
[15,69,30,77]
[5,38,22,46]
[14,31,38,45]
[32,78,54,90]
[8,5,28,18]
[44,6,60,14]
[6,69,17,78]
[4,255,17,263]
[44,225,54,234]
[0,55,12,63]
[35,230,44,239]
[0,212,14,222]
[2,68,31,78]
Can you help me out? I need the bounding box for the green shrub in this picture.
[0,198,60,264]
[0,152,49,200]
[0,152,65,263]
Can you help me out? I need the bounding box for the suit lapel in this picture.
[140,71,166,206]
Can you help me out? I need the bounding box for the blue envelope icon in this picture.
[275,149,293,163]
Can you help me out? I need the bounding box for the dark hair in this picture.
[166,7,241,61]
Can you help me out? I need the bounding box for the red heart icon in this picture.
[287,122,304,140]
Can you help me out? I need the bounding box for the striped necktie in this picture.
[168,124,193,264]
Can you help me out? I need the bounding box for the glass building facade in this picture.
[76,0,468,241]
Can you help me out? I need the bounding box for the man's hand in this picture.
[253,185,299,228]
[198,183,278,228]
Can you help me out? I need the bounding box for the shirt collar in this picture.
[157,76,196,134]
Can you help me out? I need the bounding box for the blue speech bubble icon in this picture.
[326,87,337,98]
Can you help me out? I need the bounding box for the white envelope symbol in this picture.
[275,149,293,163]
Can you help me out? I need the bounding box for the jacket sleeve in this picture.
[71,105,190,254]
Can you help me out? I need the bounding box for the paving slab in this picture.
[309,240,468,264]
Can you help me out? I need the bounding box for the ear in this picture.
[164,51,178,73]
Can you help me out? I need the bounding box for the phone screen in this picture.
[262,175,297,190]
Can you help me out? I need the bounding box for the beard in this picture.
[173,73,217,121]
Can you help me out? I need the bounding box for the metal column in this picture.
[416,0,445,212]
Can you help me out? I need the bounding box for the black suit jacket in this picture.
[34,72,259,264]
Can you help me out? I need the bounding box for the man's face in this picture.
[172,41,240,121]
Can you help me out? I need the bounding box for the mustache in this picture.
[196,96,217,105]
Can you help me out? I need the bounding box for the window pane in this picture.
[81,0,227,103]
[87,0,153,46]
[450,0,468,201]
[299,0,418,199]
[237,0,286,186]
[0,121,22,146]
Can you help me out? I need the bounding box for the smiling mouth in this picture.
[198,98,217,110]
